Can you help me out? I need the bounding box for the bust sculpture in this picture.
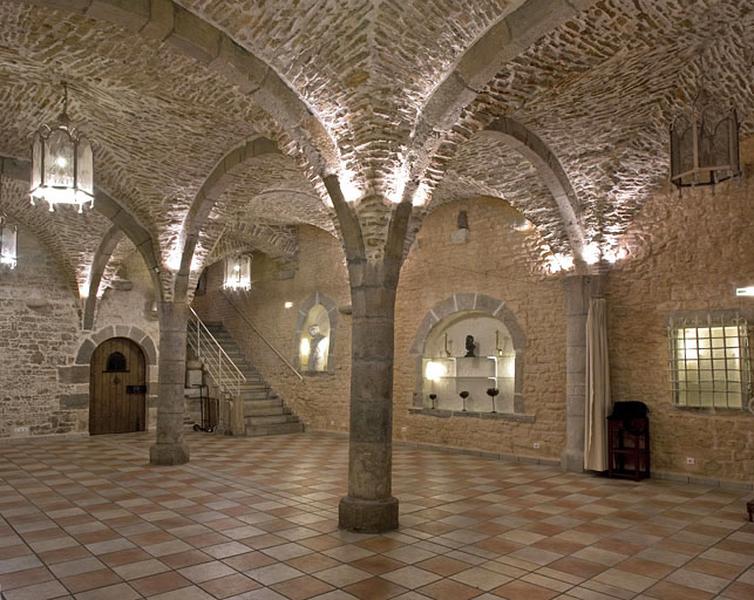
[464,334,476,357]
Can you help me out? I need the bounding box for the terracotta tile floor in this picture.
[0,431,752,600]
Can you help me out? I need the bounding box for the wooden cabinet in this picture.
[607,402,650,481]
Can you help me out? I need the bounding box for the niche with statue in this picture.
[298,304,331,372]
[420,311,523,414]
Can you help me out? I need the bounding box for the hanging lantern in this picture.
[670,92,740,188]
[223,254,252,291]
[0,214,18,269]
[30,83,94,213]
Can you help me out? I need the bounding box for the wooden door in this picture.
[89,338,146,435]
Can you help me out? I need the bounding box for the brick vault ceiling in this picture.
[1,0,753,285]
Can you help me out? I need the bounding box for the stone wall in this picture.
[605,137,754,484]
[0,229,160,438]
[195,201,568,462]
[192,225,353,431]
[0,229,81,437]
[394,199,567,462]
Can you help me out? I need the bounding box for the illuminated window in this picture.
[669,316,750,409]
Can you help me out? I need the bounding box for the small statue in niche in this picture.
[308,324,326,371]
[464,334,477,357]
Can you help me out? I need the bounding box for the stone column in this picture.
[338,261,400,532]
[561,274,605,472]
[150,301,190,465]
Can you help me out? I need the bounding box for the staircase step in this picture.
[244,398,281,408]
[245,414,299,425]
[246,421,305,437]
[246,407,292,417]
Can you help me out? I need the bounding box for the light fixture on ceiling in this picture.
[670,89,740,188]
[30,82,94,213]
[223,254,252,291]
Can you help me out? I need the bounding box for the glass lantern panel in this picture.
[76,136,94,198]
[31,134,42,193]
[44,128,75,190]
[0,222,17,268]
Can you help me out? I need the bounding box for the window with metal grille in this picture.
[669,316,751,409]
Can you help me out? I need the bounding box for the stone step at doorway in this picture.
[192,321,304,437]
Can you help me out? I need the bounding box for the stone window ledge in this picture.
[301,370,335,377]
[408,407,535,423]
[671,405,753,417]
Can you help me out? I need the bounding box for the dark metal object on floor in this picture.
[192,384,218,433]
[608,401,650,481]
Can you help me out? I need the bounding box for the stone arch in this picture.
[30,0,340,177]
[174,136,281,302]
[75,325,157,367]
[405,0,596,197]
[409,292,526,413]
[293,292,339,375]
[484,117,586,263]
[83,225,125,330]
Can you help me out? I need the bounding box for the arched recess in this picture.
[0,156,164,303]
[293,292,339,375]
[405,0,596,194]
[484,117,586,263]
[408,292,526,414]
[174,136,281,302]
[28,0,339,177]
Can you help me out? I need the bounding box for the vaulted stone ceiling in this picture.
[1,0,753,295]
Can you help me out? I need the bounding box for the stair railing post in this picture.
[196,316,200,357]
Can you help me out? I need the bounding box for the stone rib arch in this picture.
[483,117,586,263]
[292,291,339,375]
[173,136,282,302]
[408,292,526,412]
[28,0,340,177]
[404,0,596,200]
[82,225,125,331]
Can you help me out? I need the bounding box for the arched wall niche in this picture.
[293,292,338,374]
[409,293,526,416]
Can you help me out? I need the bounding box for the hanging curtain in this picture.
[584,297,611,472]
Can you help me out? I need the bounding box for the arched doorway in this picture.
[90,338,146,435]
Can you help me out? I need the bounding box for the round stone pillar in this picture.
[338,279,399,533]
[150,301,190,466]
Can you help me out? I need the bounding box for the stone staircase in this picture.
[202,322,304,437]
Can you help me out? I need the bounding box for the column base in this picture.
[560,448,584,473]
[149,442,190,466]
[338,495,399,533]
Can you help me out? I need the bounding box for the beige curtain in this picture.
[584,297,611,472]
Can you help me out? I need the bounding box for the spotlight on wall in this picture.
[425,361,446,382]
[284,301,293,309]
[736,287,754,297]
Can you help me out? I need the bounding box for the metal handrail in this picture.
[187,307,246,401]
[221,290,304,381]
